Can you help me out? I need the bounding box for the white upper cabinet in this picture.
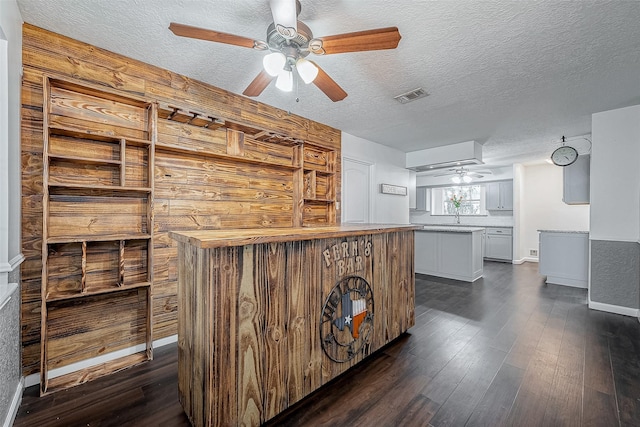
[414,187,430,211]
[563,155,590,205]
[485,181,513,210]
[409,170,417,209]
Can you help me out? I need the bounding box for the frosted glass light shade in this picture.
[296,58,318,84]
[263,52,286,76]
[462,175,472,183]
[451,176,461,184]
[275,69,293,92]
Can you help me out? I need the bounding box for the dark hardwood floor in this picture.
[15,261,640,426]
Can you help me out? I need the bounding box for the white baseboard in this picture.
[2,377,23,427]
[589,300,640,318]
[512,257,538,265]
[24,334,178,389]
[546,275,588,289]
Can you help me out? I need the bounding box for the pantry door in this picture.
[342,157,372,223]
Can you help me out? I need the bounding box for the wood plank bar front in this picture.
[170,224,421,427]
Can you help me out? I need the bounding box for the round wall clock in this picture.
[551,145,578,166]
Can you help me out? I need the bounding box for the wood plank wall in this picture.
[21,24,342,376]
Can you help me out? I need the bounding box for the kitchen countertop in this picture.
[413,223,512,228]
[170,224,422,248]
[419,226,486,233]
[538,230,589,234]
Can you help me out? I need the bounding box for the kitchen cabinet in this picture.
[484,227,512,261]
[486,181,513,210]
[539,230,589,288]
[563,154,590,205]
[414,186,430,211]
[409,170,417,209]
[415,227,484,282]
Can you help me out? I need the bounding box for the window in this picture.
[431,185,486,216]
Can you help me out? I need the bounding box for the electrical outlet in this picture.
[529,249,538,257]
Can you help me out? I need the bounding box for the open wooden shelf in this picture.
[46,281,152,302]
[155,141,300,171]
[46,233,152,244]
[301,145,337,226]
[48,183,152,193]
[42,351,150,396]
[40,75,155,395]
[48,153,122,166]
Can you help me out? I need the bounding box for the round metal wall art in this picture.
[320,275,374,363]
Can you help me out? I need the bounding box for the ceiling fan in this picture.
[434,167,493,183]
[169,0,401,102]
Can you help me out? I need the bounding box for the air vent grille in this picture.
[394,88,429,104]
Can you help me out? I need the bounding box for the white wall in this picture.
[512,163,524,263]
[0,0,24,425]
[517,163,590,262]
[341,132,410,224]
[589,104,640,314]
[591,105,640,242]
[0,0,23,286]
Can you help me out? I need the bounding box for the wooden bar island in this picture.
[170,224,421,426]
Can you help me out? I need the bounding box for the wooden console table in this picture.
[170,224,420,426]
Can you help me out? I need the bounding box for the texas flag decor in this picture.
[320,275,374,363]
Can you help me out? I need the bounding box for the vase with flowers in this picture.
[450,194,463,224]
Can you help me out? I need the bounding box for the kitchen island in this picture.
[170,224,421,427]
[415,226,485,282]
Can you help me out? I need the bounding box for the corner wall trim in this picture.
[3,377,23,427]
[23,334,178,388]
[589,300,640,318]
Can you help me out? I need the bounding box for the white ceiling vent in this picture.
[394,87,428,104]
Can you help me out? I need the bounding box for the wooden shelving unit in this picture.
[40,76,155,394]
[302,145,337,224]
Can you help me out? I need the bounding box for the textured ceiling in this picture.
[15,0,640,167]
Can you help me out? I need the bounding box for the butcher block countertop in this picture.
[170,224,422,249]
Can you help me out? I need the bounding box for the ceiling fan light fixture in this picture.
[296,58,318,84]
[263,52,287,76]
[451,176,462,184]
[462,175,473,183]
[276,69,294,92]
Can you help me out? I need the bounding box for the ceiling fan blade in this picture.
[169,22,268,50]
[269,0,299,39]
[309,27,401,55]
[243,70,275,97]
[310,62,347,102]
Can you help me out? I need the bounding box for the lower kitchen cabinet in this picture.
[415,228,484,282]
[539,230,589,288]
[484,227,512,261]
